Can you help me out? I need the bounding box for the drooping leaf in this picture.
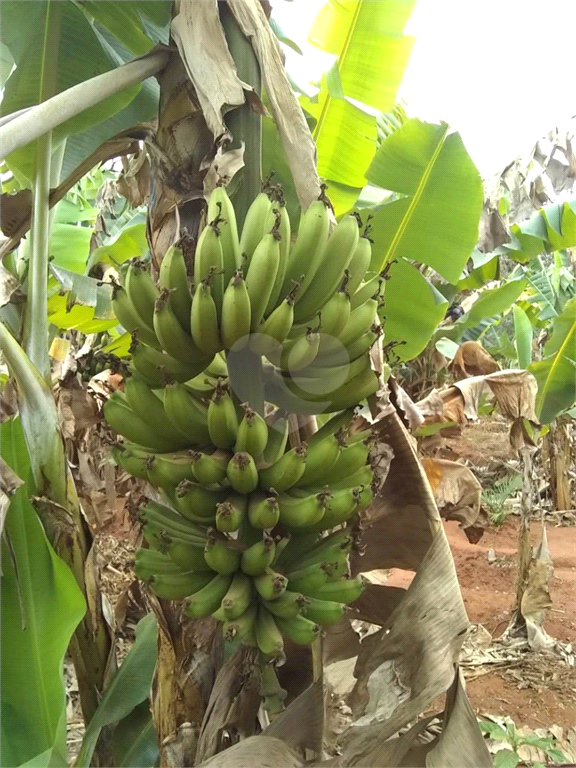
[79,1,157,56]
[87,222,148,271]
[75,612,157,768]
[382,257,448,361]
[529,297,576,423]
[48,223,93,273]
[505,199,576,262]
[49,264,114,314]
[0,1,144,182]
[366,120,484,281]
[1,418,85,768]
[513,305,533,368]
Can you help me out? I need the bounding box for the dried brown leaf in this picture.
[420,457,483,530]
[195,645,261,764]
[323,617,362,665]
[197,735,302,768]
[171,0,245,139]
[263,679,324,759]
[349,584,406,627]
[227,0,321,209]
[484,368,539,422]
[520,524,554,650]
[451,340,499,379]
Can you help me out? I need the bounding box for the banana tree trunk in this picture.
[542,416,574,512]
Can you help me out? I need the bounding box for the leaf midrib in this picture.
[380,122,449,270]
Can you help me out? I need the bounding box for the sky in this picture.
[272,0,576,178]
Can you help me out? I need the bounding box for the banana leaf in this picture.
[366,119,484,282]
[1,418,85,768]
[303,0,415,198]
[75,612,158,768]
[529,297,576,423]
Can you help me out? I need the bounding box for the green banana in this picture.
[248,493,280,529]
[153,290,208,364]
[294,213,360,322]
[253,568,288,601]
[226,452,258,494]
[111,283,161,350]
[215,572,253,621]
[222,602,258,649]
[163,382,211,446]
[148,570,214,600]
[250,284,297,356]
[145,451,197,489]
[104,394,183,452]
[338,298,379,347]
[318,276,351,338]
[130,340,205,386]
[221,270,251,351]
[295,433,342,486]
[184,573,233,617]
[275,614,321,645]
[207,186,241,282]
[139,502,208,543]
[190,449,230,486]
[245,232,280,330]
[134,548,185,579]
[280,329,320,372]
[215,494,246,533]
[166,540,210,571]
[124,261,160,329]
[207,381,239,449]
[286,562,333,594]
[313,575,366,604]
[238,191,272,266]
[255,606,285,657]
[302,597,346,626]
[241,533,275,576]
[158,245,192,331]
[175,481,228,522]
[111,444,149,481]
[304,487,364,533]
[235,405,268,459]
[194,219,224,314]
[203,530,241,574]
[346,235,373,296]
[277,490,330,529]
[350,272,383,310]
[124,375,190,446]
[264,202,291,314]
[285,530,352,572]
[206,353,228,379]
[190,274,224,354]
[316,463,373,490]
[279,198,331,299]
[262,417,289,464]
[307,410,356,447]
[258,444,307,492]
[322,440,370,484]
[262,591,308,619]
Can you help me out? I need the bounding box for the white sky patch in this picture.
[272,0,576,177]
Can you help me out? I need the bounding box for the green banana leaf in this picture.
[529,297,576,423]
[513,305,533,368]
[382,257,448,361]
[75,612,158,768]
[1,418,85,768]
[111,701,159,768]
[503,199,576,263]
[303,0,415,200]
[1,1,160,183]
[366,119,484,282]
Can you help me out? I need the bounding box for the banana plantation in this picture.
[0,2,574,767]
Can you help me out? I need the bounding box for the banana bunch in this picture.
[129,408,374,658]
